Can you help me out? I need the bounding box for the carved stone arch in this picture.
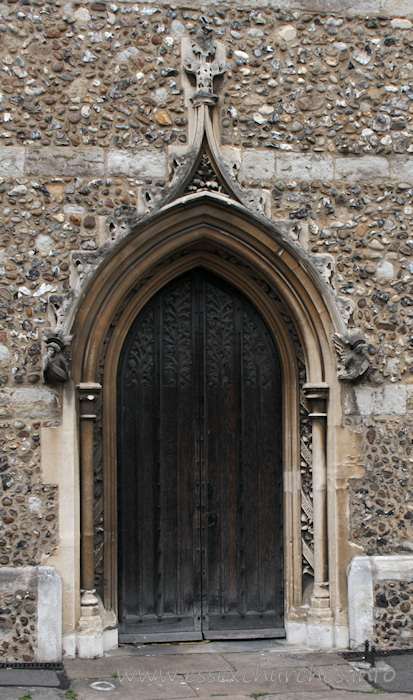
[67,194,355,651]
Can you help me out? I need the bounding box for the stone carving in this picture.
[184,34,226,107]
[333,330,370,381]
[43,337,70,384]
[71,251,99,282]
[336,296,355,326]
[185,152,229,196]
[299,368,314,577]
[48,294,64,325]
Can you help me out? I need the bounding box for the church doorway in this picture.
[117,269,284,642]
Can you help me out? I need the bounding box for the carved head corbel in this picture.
[333,330,370,382]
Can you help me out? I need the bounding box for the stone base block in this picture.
[37,567,62,662]
[77,630,104,659]
[103,627,118,652]
[76,626,117,658]
[307,622,333,648]
[348,555,413,650]
[334,625,350,649]
[62,633,77,659]
[0,566,62,662]
[285,619,335,648]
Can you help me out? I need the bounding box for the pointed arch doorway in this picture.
[117,268,284,642]
[70,194,353,654]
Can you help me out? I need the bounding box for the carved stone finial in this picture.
[43,336,70,384]
[333,330,370,382]
[184,34,226,107]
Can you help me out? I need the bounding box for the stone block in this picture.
[277,153,333,181]
[382,0,413,16]
[353,384,407,415]
[0,387,60,421]
[335,156,389,181]
[390,17,412,28]
[0,566,37,592]
[347,556,373,649]
[0,147,25,177]
[77,631,104,659]
[26,147,104,177]
[348,555,413,649]
[107,149,167,178]
[62,634,77,659]
[306,623,334,649]
[271,0,380,12]
[0,344,10,361]
[221,146,241,176]
[376,260,394,280]
[390,156,413,182]
[37,567,62,662]
[103,628,118,652]
[240,149,275,181]
[0,567,63,662]
[244,188,271,216]
[372,554,413,582]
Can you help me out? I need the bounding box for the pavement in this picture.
[0,639,412,700]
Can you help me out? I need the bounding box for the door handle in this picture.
[202,511,218,527]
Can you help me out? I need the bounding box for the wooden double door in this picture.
[117,270,284,642]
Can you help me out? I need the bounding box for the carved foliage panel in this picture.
[162,281,192,388]
[206,281,233,387]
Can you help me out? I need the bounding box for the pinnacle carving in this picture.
[184,34,226,107]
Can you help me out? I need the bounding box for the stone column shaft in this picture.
[77,383,102,599]
[303,383,330,608]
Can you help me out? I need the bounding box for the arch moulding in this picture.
[64,193,359,655]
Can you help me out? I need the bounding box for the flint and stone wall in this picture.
[0,0,412,657]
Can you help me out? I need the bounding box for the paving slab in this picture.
[0,689,63,700]
[185,666,328,697]
[357,655,413,694]
[265,694,411,700]
[0,669,60,687]
[219,649,344,669]
[71,676,195,699]
[1,643,412,700]
[65,651,234,679]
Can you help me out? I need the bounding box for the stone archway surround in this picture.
[65,194,358,655]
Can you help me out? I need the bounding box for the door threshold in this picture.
[119,629,285,645]
[205,628,285,641]
[117,637,293,656]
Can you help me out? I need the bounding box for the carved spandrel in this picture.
[185,152,230,196]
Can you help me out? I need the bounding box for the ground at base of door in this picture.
[0,642,411,699]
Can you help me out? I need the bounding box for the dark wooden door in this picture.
[117,270,283,642]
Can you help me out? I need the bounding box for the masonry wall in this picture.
[0,0,412,657]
